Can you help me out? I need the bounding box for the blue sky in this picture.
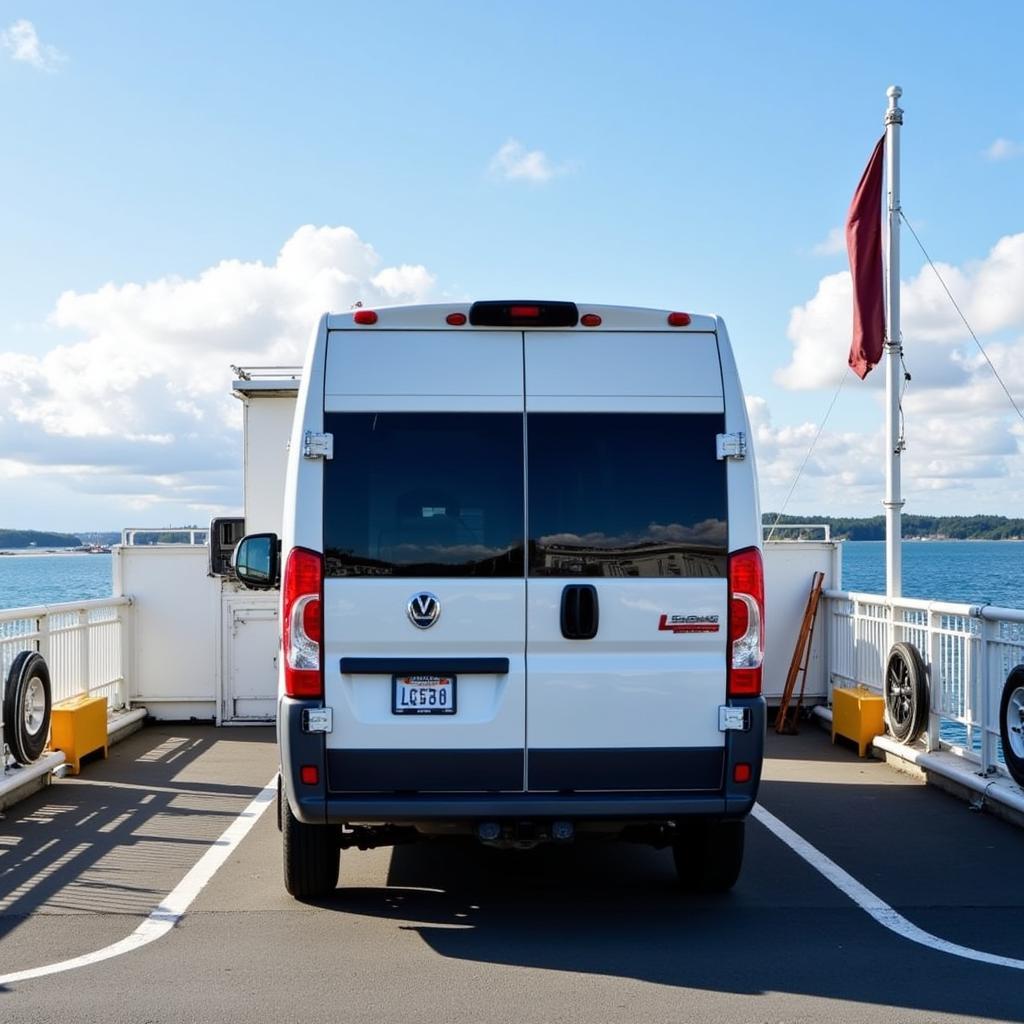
[2,2,1023,530]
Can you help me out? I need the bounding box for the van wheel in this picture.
[672,819,744,892]
[282,796,339,898]
[3,652,52,765]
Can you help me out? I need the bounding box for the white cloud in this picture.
[765,230,1024,513]
[1,19,66,71]
[749,384,1024,518]
[775,232,1024,390]
[488,139,572,183]
[811,226,846,256]
[0,225,436,526]
[984,138,1024,162]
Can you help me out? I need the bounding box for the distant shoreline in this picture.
[0,549,111,558]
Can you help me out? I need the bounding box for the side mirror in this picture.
[232,533,280,589]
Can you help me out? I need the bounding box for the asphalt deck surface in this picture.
[2,722,1023,1024]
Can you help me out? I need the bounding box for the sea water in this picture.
[1,541,1022,612]
[0,553,114,611]
[840,539,1024,608]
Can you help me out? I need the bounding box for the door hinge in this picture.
[303,431,334,460]
[716,431,746,461]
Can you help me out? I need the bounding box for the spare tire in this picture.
[884,642,928,744]
[999,665,1024,787]
[3,651,52,764]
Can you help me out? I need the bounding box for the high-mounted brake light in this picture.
[667,312,691,327]
[580,313,602,327]
[283,547,324,699]
[353,310,378,325]
[468,301,579,327]
[446,312,467,326]
[727,546,764,697]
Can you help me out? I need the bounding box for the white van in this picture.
[233,300,765,898]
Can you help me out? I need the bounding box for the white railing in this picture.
[231,364,301,381]
[120,527,209,546]
[825,590,1024,776]
[1,597,132,761]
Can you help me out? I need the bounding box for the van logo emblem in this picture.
[407,592,441,629]
[658,613,720,634]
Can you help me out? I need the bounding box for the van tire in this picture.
[282,796,339,898]
[672,819,744,892]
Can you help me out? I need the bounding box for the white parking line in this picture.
[0,775,277,986]
[5,784,1020,982]
[752,802,1024,971]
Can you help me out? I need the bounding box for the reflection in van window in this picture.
[527,413,728,578]
[323,413,524,577]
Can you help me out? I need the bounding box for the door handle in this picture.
[560,584,599,640]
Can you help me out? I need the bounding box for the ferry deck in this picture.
[3,370,1024,1021]
[2,719,1023,1023]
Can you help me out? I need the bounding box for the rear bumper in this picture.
[280,696,765,826]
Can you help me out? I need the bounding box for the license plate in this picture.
[392,674,457,715]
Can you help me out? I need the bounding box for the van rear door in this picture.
[524,331,729,791]
[320,329,527,793]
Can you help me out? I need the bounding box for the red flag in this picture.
[846,136,886,379]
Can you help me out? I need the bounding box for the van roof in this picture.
[325,303,718,333]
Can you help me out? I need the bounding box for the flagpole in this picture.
[884,85,904,599]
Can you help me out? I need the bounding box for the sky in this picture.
[1,1,1023,532]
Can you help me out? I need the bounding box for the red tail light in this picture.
[727,546,764,697]
[509,305,541,319]
[283,547,324,698]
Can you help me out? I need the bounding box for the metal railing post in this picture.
[963,618,977,760]
[78,608,90,698]
[980,618,998,774]
[119,600,133,708]
[927,609,942,752]
[37,611,50,665]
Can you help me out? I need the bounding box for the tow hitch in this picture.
[475,820,575,849]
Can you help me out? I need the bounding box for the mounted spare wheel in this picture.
[999,665,1024,787]
[884,642,928,744]
[3,651,52,764]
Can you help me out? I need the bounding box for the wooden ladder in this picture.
[775,571,826,735]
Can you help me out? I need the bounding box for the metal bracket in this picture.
[716,432,747,461]
[301,708,333,734]
[719,706,751,732]
[302,431,334,460]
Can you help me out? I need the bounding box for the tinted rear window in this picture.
[527,413,728,578]
[323,413,524,577]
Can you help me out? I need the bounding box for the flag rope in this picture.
[900,209,1024,424]
[765,372,848,542]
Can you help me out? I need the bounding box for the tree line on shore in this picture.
[764,514,1024,541]
[4,516,1024,550]
[0,529,84,549]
